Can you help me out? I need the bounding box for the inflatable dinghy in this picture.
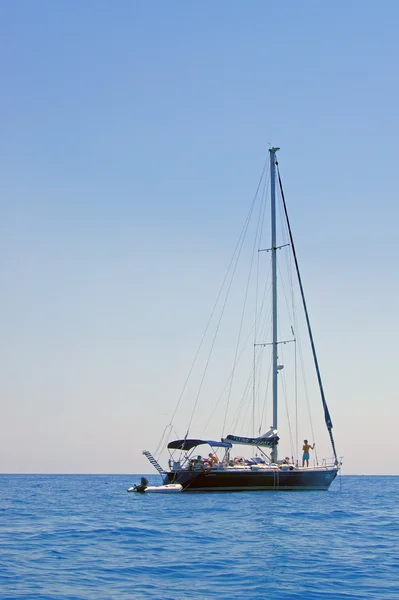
[127,477,182,493]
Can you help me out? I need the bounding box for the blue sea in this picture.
[1,475,398,600]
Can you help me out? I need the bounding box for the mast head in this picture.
[269,147,280,154]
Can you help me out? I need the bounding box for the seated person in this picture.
[189,455,202,468]
[208,452,219,465]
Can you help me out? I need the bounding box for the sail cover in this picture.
[167,439,232,451]
[224,430,279,448]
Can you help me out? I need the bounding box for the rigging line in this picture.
[295,324,317,445]
[253,259,260,438]
[200,312,260,436]
[223,237,273,436]
[187,226,249,434]
[276,181,297,326]
[222,169,269,438]
[154,424,173,458]
[232,368,252,432]
[253,174,269,436]
[252,176,272,437]
[289,297,316,457]
[276,163,339,465]
[231,345,266,433]
[186,162,269,435]
[228,354,257,434]
[276,253,298,451]
[200,258,273,437]
[278,200,296,327]
[227,325,269,435]
[229,294,273,434]
[276,229,298,458]
[255,308,273,427]
[225,269,273,435]
[279,178,299,460]
[252,183,266,437]
[253,288,274,434]
[294,333,298,463]
[222,236,259,438]
[277,210,318,458]
[259,347,272,433]
[166,162,267,434]
[277,176,318,463]
[252,343,256,438]
[292,309,299,463]
[230,292,273,434]
[277,259,296,333]
[279,347,295,459]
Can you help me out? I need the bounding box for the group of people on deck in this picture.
[189,453,219,469]
[187,441,315,470]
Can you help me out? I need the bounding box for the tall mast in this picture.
[270,147,279,463]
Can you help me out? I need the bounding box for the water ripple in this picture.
[0,475,398,599]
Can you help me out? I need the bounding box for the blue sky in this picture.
[1,1,398,474]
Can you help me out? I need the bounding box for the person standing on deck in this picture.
[302,440,315,467]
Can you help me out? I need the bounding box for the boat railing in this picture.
[170,454,339,473]
[320,457,341,468]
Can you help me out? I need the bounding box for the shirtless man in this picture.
[302,440,315,467]
[208,453,219,465]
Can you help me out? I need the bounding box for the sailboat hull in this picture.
[164,467,338,492]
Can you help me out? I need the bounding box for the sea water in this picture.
[1,475,398,600]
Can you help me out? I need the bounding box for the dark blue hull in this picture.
[164,468,338,491]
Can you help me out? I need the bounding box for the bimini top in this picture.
[167,439,232,451]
